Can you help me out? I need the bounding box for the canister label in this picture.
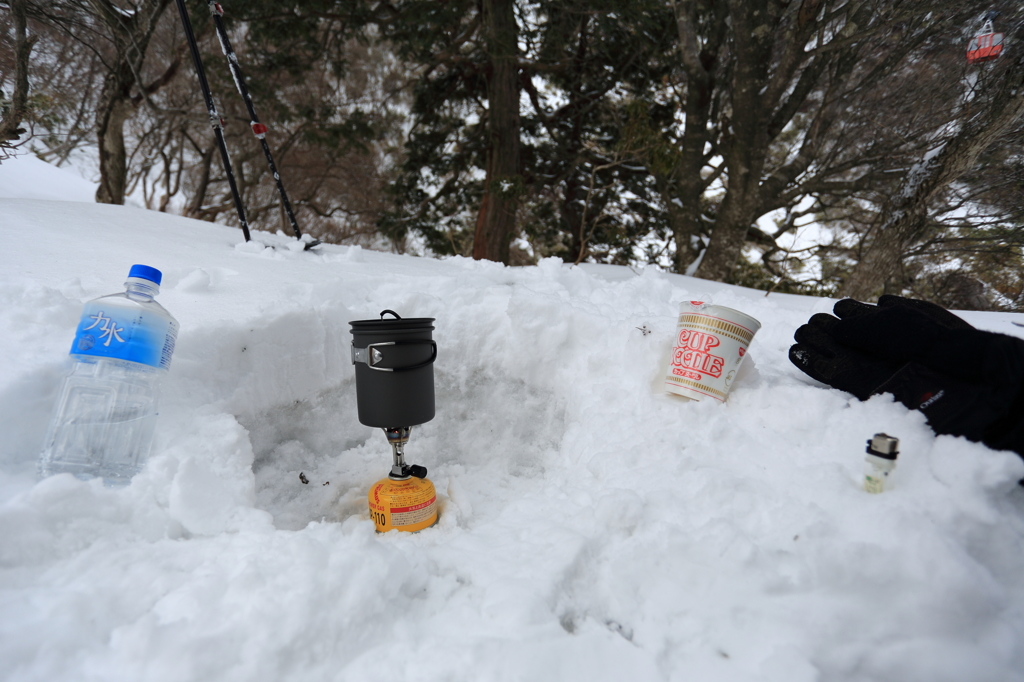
[368,477,438,532]
[71,302,178,369]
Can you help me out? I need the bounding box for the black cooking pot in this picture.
[350,310,436,428]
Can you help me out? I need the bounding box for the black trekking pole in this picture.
[174,0,251,242]
[207,1,318,249]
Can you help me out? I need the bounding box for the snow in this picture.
[1,153,1024,682]
[897,142,948,204]
[0,154,97,202]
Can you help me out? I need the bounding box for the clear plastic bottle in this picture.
[39,265,179,486]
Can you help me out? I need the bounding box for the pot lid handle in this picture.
[380,309,401,320]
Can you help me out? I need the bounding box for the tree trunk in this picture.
[693,0,771,282]
[187,144,216,218]
[472,0,520,264]
[665,0,721,275]
[671,71,714,274]
[695,179,758,281]
[559,16,589,264]
[653,165,705,275]
[88,0,171,205]
[0,0,38,144]
[95,83,133,204]
[842,54,1024,300]
[560,170,584,262]
[691,106,764,281]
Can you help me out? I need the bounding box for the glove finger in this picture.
[833,298,877,320]
[834,305,1020,385]
[794,321,842,356]
[789,343,837,385]
[877,295,974,330]
[831,306,942,362]
[789,338,902,401]
[806,312,841,334]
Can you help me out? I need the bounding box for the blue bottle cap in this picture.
[128,264,162,285]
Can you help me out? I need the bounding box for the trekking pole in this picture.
[174,0,251,242]
[207,1,318,249]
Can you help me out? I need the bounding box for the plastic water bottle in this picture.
[39,265,179,486]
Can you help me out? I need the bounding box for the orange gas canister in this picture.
[368,474,438,533]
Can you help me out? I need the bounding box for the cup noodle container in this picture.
[665,303,761,402]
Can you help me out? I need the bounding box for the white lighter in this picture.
[864,433,900,494]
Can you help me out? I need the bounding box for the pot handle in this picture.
[351,339,437,372]
[380,309,401,319]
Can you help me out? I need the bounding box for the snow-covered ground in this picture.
[1,153,1023,682]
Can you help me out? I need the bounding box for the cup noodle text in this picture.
[665,305,759,402]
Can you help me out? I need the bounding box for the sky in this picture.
[1,152,1023,682]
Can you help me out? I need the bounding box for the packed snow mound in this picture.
[0,152,98,202]
[1,156,1024,681]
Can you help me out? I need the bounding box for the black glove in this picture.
[790,295,1024,457]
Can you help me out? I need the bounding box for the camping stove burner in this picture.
[384,426,428,480]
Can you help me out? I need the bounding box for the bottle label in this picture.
[70,302,178,369]
[864,474,886,494]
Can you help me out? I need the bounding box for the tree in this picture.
[377,0,677,264]
[13,0,1024,301]
[40,0,402,243]
[0,0,39,149]
[520,1,676,266]
[23,0,180,204]
[209,2,405,243]
[373,0,516,260]
[620,0,992,284]
[842,15,1024,300]
[472,0,521,263]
